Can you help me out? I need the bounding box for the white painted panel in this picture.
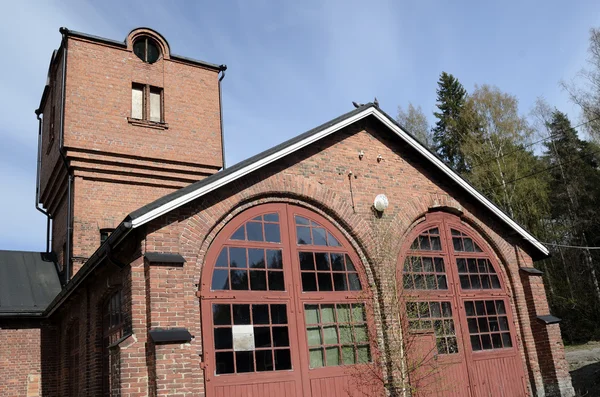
[131,87,143,119]
[232,325,255,351]
[150,91,161,122]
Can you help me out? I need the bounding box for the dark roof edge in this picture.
[43,220,133,317]
[59,27,223,71]
[0,310,45,318]
[145,252,186,264]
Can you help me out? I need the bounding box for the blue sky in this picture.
[1,0,599,251]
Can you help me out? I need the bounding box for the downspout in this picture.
[34,111,51,253]
[58,28,73,284]
[218,65,227,170]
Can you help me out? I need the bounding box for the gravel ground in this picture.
[566,342,600,396]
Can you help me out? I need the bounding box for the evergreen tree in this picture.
[432,72,469,172]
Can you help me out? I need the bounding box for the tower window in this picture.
[133,36,160,64]
[131,84,163,123]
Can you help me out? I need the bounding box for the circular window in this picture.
[133,36,160,63]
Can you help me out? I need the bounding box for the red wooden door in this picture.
[399,213,527,397]
[200,204,381,397]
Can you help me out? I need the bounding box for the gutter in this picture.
[34,111,51,253]
[218,64,227,169]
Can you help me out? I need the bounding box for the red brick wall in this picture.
[0,321,42,397]
[37,28,224,271]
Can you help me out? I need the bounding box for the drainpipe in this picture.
[58,29,73,284]
[34,111,51,253]
[218,64,227,170]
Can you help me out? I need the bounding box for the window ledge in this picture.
[127,117,169,130]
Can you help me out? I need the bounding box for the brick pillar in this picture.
[520,257,575,396]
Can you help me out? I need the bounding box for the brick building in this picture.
[0,27,575,396]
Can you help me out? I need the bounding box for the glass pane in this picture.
[337,304,351,323]
[352,304,365,322]
[496,301,506,314]
[246,222,264,242]
[233,304,251,325]
[491,275,501,288]
[414,275,425,289]
[478,318,489,333]
[252,215,262,221]
[475,301,486,315]
[436,337,448,354]
[133,40,146,61]
[236,351,254,373]
[321,305,335,323]
[323,326,338,344]
[491,333,502,348]
[267,250,283,269]
[413,258,423,272]
[442,302,452,317]
[357,345,370,363]
[307,327,322,346]
[149,90,161,122]
[253,304,270,324]
[453,238,463,251]
[315,253,331,270]
[264,223,281,243]
[271,304,287,324]
[499,316,509,331]
[425,275,436,289]
[250,271,267,290]
[268,271,285,291]
[486,301,497,315]
[272,326,290,347]
[430,302,441,318]
[502,332,512,347]
[459,275,470,289]
[297,226,311,244]
[248,249,265,268]
[435,257,445,272]
[342,346,355,364]
[468,318,478,333]
[470,335,482,351]
[215,249,228,267]
[464,238,474,252]
[481,275,491,289]
[299,252,315,270]
[348,273,362,290]
[230,270,248,290]
[231,226,245,240]
[254,326,271,348]
[301,273,317,291]
[215,352,234,374]
[423,257,434,272]
[333,273,348,291]
[213,304,231,325]
[146,39,160,63]
[331,253,345,270]
[345,255,356,271]
[274,349,292,370]
[448,337,459,354]
[313,228,327,245]
[325,346,340,366]
[317,273,333,291]
[403,275,414,289]
[470,275,481,289]
[229,247,247,268]
[263,213,278,222]
[339,325,353,344]
[456,258,467,273]
[295,215,310,225]
[468,259,478,273]
[211,270,229,290]
[305,305,320,324]
[419,236,431,250]
[354,325,368,342]
[327,231,341,247]
[256,350,273,372]
[465,301,475,316]
[437,275,448,289]
[481,334,492,350]
[310,348,324,368]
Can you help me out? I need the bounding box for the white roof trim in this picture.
[130,107,549,257]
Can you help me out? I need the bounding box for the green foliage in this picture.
[432,72,471,173]
[397,103,432,148]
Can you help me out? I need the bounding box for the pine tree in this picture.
[432,72,469,172]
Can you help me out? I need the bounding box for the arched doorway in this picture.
[200,203,381,397]
[399,212,527,397]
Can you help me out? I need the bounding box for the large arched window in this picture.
[200,203,376,396]
[398,212,527,396]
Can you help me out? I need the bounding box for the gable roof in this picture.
[0,250,62,316]
[126,103,549,258]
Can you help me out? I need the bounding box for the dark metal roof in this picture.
[537,315,562,325]
[519,267,544,276]
[0,250,61,315]
[149,328,193,344]
[145,252,186,265]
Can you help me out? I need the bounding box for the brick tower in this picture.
[35,27,225,279]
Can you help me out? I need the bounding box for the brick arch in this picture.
[126,27,171,59]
